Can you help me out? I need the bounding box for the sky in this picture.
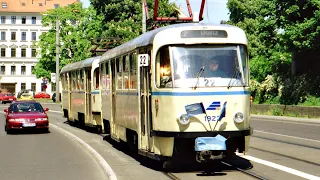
[80,0,229,24]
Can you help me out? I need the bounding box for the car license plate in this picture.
[23,123,36,127]
[9,98,13,100]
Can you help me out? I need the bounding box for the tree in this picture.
[227,0,292,81]
[274,0,320,51]
[90,0,178,47]
[34,3,105,80]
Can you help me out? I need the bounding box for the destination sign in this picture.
[180,30,228,38]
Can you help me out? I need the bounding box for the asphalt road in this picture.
[0,104,107,180]
[1,102,319,180]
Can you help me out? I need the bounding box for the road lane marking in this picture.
[236,154,320,180]
[50,123,117,180]
[49,110,63,114]
[254,130,320,143]
[252,119,320,126]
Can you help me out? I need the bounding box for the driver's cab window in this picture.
[93,68,99,89]
[156,46,172,88]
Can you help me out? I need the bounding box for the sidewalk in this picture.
[251,114,320,124]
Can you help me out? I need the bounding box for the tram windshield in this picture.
[157,45,249,88]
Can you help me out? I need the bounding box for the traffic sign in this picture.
[51,73,56,83]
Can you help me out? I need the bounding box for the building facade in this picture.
[0,0,78,96]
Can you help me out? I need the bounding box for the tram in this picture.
[60,56,103,132]
[98,23,252,163]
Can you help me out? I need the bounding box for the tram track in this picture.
[221,161,270,180]
[162,172,181,180]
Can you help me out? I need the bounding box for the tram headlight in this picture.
[179,114,190,125]
[234,112,244,123]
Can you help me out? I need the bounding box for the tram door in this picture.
[139,50,152,151]
[110,59,119,140]
[68,72,72,120]
[85,69,92,124]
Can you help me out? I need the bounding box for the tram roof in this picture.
[60,56,101,74]
[100,23,245,63]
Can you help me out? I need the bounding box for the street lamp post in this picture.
[55,19,60,103]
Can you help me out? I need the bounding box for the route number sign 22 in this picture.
[138,54,149,67]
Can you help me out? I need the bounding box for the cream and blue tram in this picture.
[60,56,103,132]
[99,23,252,163]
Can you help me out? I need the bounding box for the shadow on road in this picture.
[6,129,50,135]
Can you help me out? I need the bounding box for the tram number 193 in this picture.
[138,54,149,67]
[204,116,220,122]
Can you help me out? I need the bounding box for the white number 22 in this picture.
[138,54,149,67]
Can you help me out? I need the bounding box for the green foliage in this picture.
[34,3,105,80]
[250,73,320,106]
[275,0,320,51]
[298,95,320,106]
[270,107,283,116]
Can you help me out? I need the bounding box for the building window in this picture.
[11,48,16,57]
[1,16,5,24]
[0,48,5,57]
[22,2,25,6]
[11,16,16,24]
[22,16,26,24]
[21,32,26,41]
[31,49,36,57]
[11,66,16,75]
[1,31,5,40]
[32,17,36,24]
[21,48,26,57]
[21,83,26,90]
[31,66,35,74]
[54,4,60,8]
[31,32,36,41]
[2,2,7,8]
[0,65,5,74]
[21,66,26,75]
[11,32,16,40]
[31,83,36,92]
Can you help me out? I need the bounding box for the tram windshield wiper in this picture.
[227,62,242,89]
[192,66,205,90]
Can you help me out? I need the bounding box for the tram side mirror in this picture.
[44,108,49,112]
[4,109,8,113]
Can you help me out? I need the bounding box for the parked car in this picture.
[34,92,51,99]
[18,93,34,101]
[0,92,17,104]
[52,93,56,102]
[4,101,49,134]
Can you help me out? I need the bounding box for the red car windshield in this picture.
[5,94,14,97]
[9,102,44,113]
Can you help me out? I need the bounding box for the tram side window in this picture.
[117,58,123,90]
[156,46,172,88]
[94,68,99,89]
[64,74,67,90]
[106,62,110,89]
[123,55,130,89]
[100,63,106,89]
[67,73,71,91]
[72,71,77,90]
[130,53,137,89]
[79,70,84,90]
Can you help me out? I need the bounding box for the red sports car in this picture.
[4,101,50,134]
[0,92,17,104]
